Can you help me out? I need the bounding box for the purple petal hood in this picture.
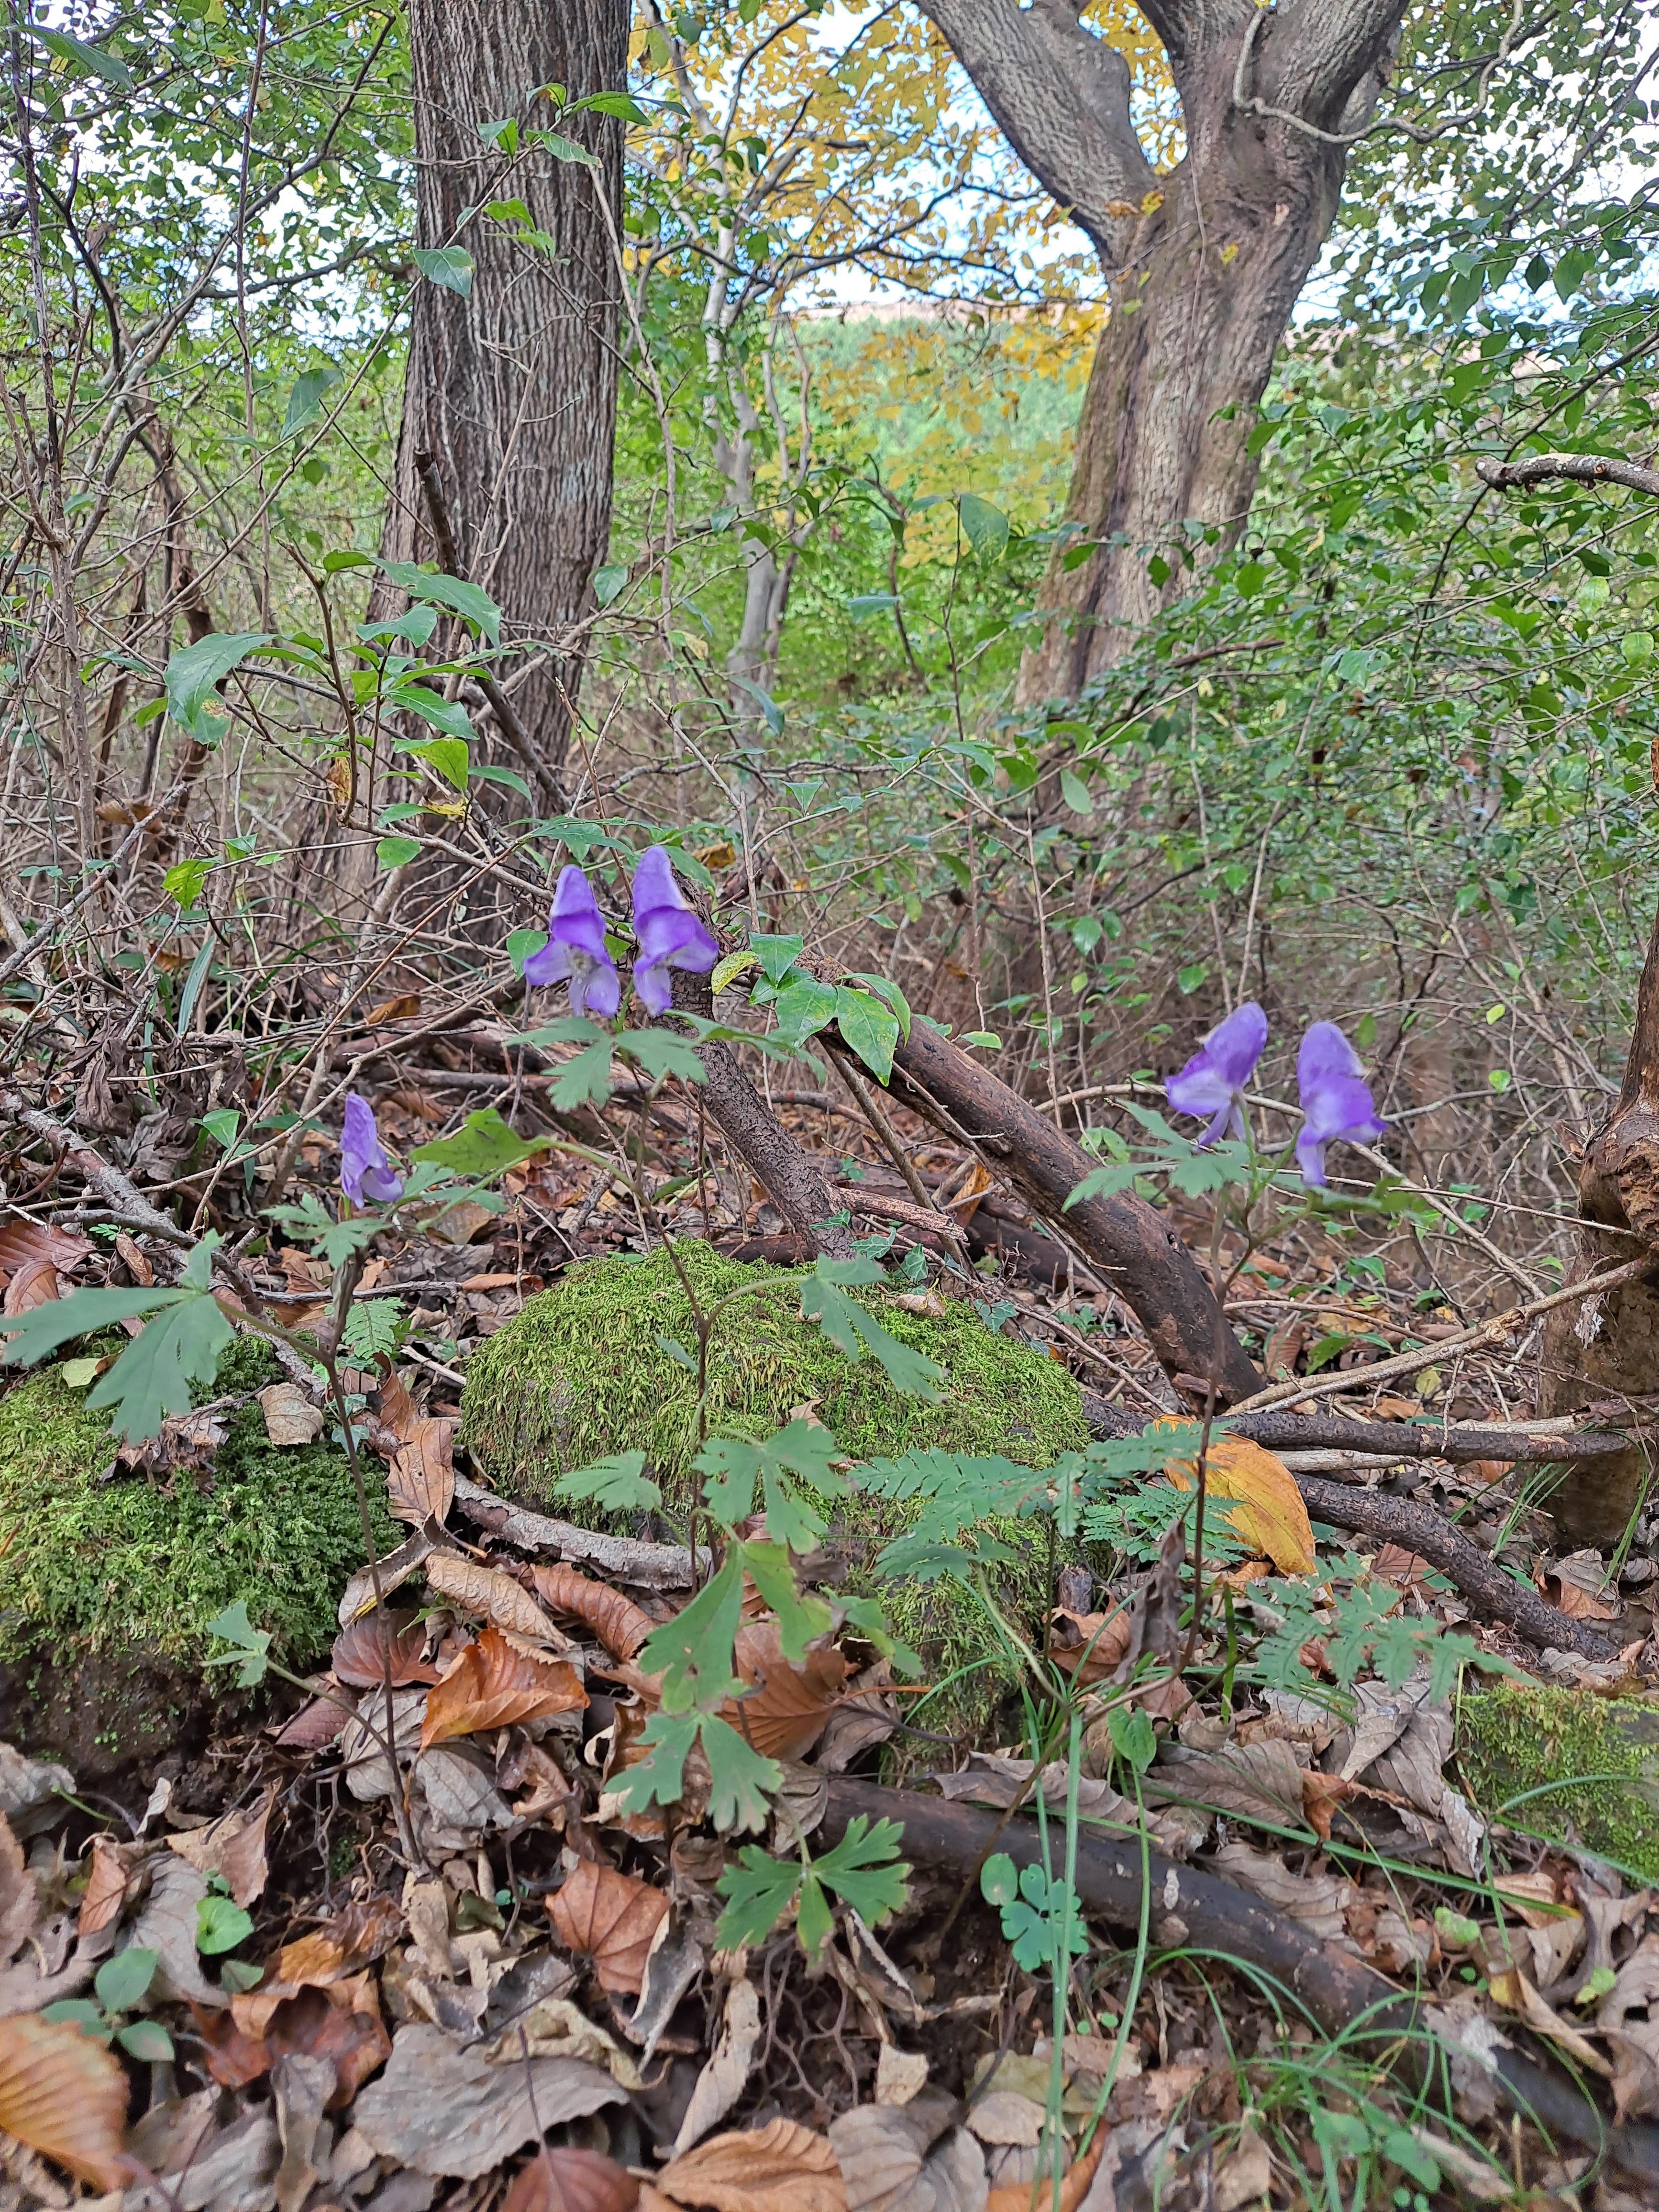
[1165,1001,1268,1145]
[630,844,718,1016]
[522,863,620,1018]
[341,1091,404,1205]
[1295,1020,1386,1186]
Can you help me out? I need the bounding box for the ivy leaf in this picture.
[410,1106,548,1180]
[770,974,839,1040]
[834,987,899,1083]
[799,1265,942,1401]
[411,245,474,297]
[635,1554,745,1713]
[553,1452,662,1514]
[750,934,805,984]
[695,1421,850,1554]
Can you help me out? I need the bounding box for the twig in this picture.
[453,1472,708,1590]
[1477,450,1659,498]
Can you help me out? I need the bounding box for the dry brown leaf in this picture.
[504,2146,641,2212]
[984,2129,1104,2212]
[337,1527,437,1627]
[0,2013,133,2189]
[420,1625,588,1749]
[3,1255,60,1313]
[0,1815,35,1964]
[1371,1544,1433,1592]
[657,2117,845,2212]
[548,1860,669,1996]
[113,1231,153,1285]
[166,1784,275,1906]
[425,1551,561,1641]
[259,1382,324,1448]
[374,1371,457,1525]
[718,1625,849,1762]
[365,993,421,1027]
[1164,1432,1316,1575]
[1542,1550,1621,1622]
[76,1834,140,1941]
[332,1610,442,1689]
[198,1974,389,2107]
[1048,1605,1132,1687]
[352,2023,622,2180]
[1487,1965,1610,2075]
[265,1894,406,1993]
[0,1219,90,1284]
[530,1562,654,1660]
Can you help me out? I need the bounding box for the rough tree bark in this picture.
[922,0,1405,697]
[382,0,629,773]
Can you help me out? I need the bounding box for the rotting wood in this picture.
[453,1473,705,1591]
[1079,1388,1631,1465]
[819,1781,1659,2187]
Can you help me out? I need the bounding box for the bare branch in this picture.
[1477,449,1659,498]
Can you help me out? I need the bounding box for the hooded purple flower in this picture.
[630,844,718,1017]
[522,863,620,1018]
[1166,1001,1268,1145]
[341,1092,404,1206]
[1294,1021,1387,1187]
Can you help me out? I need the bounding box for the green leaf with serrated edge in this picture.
[554,1452,662,1513]
[203,1599,272,1686]
[610,1710,699,1815]
[340,1300,408,1365]
[812,1815,909,1926]
[117,2020,175,2062]
[636,1554,745,1714]
[750,934,805,984]
[511,1016,604,1047]
[698,1714,780,1833]
[834,1596,923,1677]
[196,1896,253,1954]
[834,987,899,1083]
[378,564,502,645]
[958,493,1009,563]
[616,1029,706,1085]
[165,632,273,738]
[737,1541,835,1661]
[0,1284,181,1367]
[796,1873,833,1959]
[410,245,474,296]
[85,1287,234,1446]
[714,1848,802,1950]
[96,1948,158,2016]
[551,1041,614,1111]
[696,1421,850,1555]
[799,1272,942,1401]
[411,1106,547,1180]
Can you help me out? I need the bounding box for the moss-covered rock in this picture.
[460,1243,1091,1739]
[459,1242,1089,1500]
[0,1338,394,1776]
[1458,1679,1659,1879]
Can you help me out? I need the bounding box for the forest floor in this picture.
[4,1070,1659,2212]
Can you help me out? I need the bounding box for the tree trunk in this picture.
[383,0,628,769]
[921,0,1404,698]
[1538,897,1659,1545]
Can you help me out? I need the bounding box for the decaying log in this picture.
[818,1781,1659,2186]
[879,1015,1261,1403]
[1080,1389,1630,1466]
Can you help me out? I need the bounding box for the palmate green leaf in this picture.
[410,1106,548,1180]
[714,1815,908,1956]
[800,1265,942,1401]
[813,1815,910,1925]
[714,1849,803,1951]
[636,1554,745,1714]
[0,1283,184,1368]
[551,1042,615,1110]
[203,1599,272,1687]
[554,1451,662,1513]
[84,1290,236,1441]
[616,1029,706,1085]
[696,1421,850,1554]
[698,1714,780,1832]
[737,1539,835,1659]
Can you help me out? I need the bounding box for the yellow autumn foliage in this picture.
[1163,1432,1316,1576]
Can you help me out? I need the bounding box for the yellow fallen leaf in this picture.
[1164,1433,1316,1575]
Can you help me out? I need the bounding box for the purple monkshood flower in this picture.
[1295,1021,1387,1187]
[523,863,620,1018]
[630,844,718,1016]
[341,1092,404,1206]
[1166,1001,1268,1145]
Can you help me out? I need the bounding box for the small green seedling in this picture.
[981,1853,1090,1974]
[43,1947,174,2060]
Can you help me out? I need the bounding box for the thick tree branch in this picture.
[1478,450,1659,498]
[920,0,1157,256]
[1263,0,1410,129]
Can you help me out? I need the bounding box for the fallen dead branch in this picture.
[1080,1390,1633,1465]
[453,1473,706,1590]
[819,1780,1659,2187]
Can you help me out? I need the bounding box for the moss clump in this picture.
[1458,1679,1659,1880]
[460,1242,1089,1500]
[0,1340,394,1670]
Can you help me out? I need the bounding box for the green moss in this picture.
[461,1243,1090,1735]
[460,1242,1089,1500]
[1458,1679,1659,1880]
[0,1344,394,1670]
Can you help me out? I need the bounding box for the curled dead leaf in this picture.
[1164,1432,1315,1575]
[1048,1605,1131,1687]
[166,1784,275,1906]
[718,1625,850,1762]
[985,2128,1104,2212]
[530,1562,654,1660]
[4,1256,60,1314]
[259,1381,324,1447]
[0,1220,90,1286]
[420,1625,588,1748]
[0,2013,133,2190]
[503,2145,641,2212]
[425,1551,564,1643]
[548,1860,669,1996]
[657,2117,845,2212]
[265,1893,406,1992]
[200,1973,391,2106]
[332,1610,442,1689]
